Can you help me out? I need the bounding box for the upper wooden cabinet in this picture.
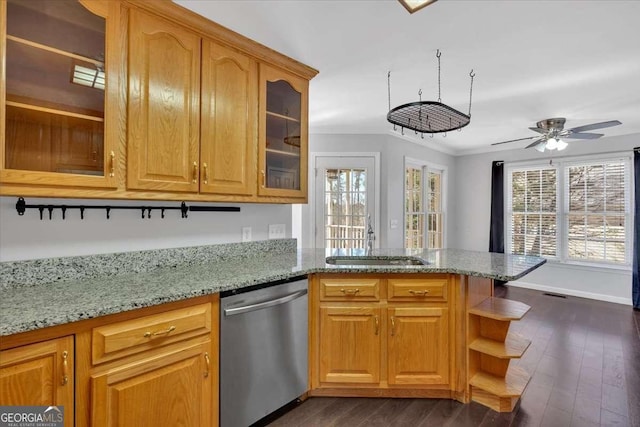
[0,0,317,202]
[0,0,118,189]
[127,9,201,193]
[258,64,309,199]
[200,40,258,196]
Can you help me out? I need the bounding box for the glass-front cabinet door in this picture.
[258,64,308,199]
[1,0,117,188]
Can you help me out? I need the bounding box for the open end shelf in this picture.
[469,333,531,359]
[469,297,531,321]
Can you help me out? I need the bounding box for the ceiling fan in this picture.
[491,118,622,152]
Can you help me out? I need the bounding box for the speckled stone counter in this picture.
[0,243,545,336]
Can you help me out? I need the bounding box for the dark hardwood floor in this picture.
[268,286,640,427]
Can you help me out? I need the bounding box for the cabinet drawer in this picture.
[92,303,211,365]
[319,278,380,301]
[388,277,448,302]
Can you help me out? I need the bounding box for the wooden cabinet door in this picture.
[127,9,201,192]
[1,0,117,189]
[387,307,450,386]
[200,40,257,196]
[319,306,380,384]
[0,336,74,427]
[258,64,308,199]
[91,341,212,427]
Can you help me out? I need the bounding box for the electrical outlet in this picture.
[390,219,399,229]
[268,224,286,239]
[241,227,252,242]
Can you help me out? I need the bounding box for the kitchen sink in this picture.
[325,256,428,266]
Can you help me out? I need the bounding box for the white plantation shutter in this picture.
[507,156,631,267]
[509,168,558,257]
[566,161,628,263]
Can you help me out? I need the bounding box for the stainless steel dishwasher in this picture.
[220,277,308,427]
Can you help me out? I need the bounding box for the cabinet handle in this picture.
[204,352,210,378]
[391,316,396,336]
[203,163,209,185]
[61,351,69,386]
[143,325,176,338]
[409,289,430,296]
[192,162,198,184]
[340,288,360,295]
[109,151,115,177]
[261,170,266,188]
[374,315,379,335]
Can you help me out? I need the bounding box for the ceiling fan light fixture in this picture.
[546,138,559,150]
[556,139,568,151]
[534,141,547,153]
[398,0,439,14]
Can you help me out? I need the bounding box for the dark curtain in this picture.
[489,161,507,286]
[633,148,639,309]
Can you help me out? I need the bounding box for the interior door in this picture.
[314,156,377,249]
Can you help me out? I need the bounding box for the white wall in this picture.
[300,132,457,249]
[0,196,291,261]
[454,133,638,304]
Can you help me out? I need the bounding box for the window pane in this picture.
[566,161,627,263]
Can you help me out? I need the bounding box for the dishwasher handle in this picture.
[224,289,308,316]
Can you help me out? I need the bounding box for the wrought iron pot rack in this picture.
[15,197,240,220]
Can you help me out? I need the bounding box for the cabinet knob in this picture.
[340,288,360,295]
[374,315,379,335]
[261,170,266,188]
[192,162,198,184]
[203,163,209,185]
[390,316,396,336]
[409,289,430,296]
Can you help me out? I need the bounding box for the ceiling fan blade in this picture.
[525,138,545,149]
[563,132,604,140]
[491,136,537,146]
[567,120,622,133]
[528,127,547,134]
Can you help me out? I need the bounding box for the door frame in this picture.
[309,152,381,250]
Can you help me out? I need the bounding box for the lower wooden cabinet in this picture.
[0,295,218,427]
[91,341,213,427]
[312,274,455,396]
[387,307,449,386]
[319,306,381,384]
[0,336,74,427]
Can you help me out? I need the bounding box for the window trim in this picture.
[505,153,633,270]
[403,157,447,249]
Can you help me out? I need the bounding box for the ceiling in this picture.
[176,0,640,155]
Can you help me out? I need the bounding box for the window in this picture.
[324,168,368,249]
[405,162,444,249]
[507,156,632,267]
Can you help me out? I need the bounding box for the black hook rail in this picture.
[15,197,240,220]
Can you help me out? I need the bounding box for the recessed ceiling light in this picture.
[398,0,439,14]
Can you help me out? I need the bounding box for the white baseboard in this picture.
[507,280,633,306]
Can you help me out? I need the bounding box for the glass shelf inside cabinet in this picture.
[4,0,106,175]
[265,80,301,191]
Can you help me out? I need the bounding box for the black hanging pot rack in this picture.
[387,49,475,138]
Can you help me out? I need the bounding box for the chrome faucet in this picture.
[366,214,375,255]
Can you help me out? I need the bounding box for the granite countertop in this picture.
[0,243,545,337]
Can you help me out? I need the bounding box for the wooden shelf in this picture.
[469,366,530,398]
[266,148,300,157]
[7,101,104,122]
[469,333,531,359]
[7,35,104,68]
[469,297,530,321]
[266,111,300,122]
